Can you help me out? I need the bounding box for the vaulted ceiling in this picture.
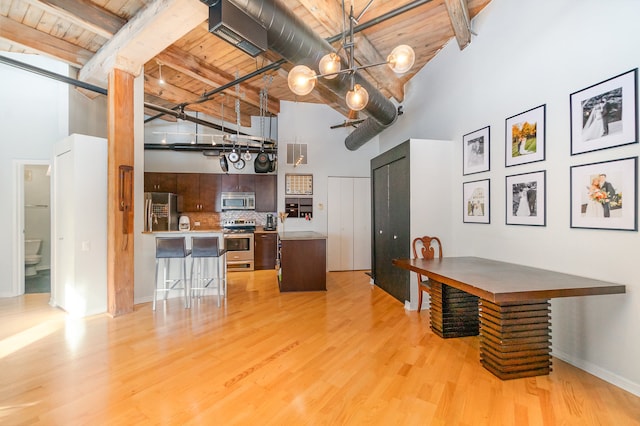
[1,0,491,129]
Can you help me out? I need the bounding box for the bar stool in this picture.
[153,237,191,310]
[190,236,227,307]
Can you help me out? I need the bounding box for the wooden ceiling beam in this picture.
[0,15,92,67]
[79,0,208,89]
[444,0,472,50]
[155,46,280,114]
[144,74,252,127]
[22,0,125,39]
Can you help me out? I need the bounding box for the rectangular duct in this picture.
[208,0,268,57]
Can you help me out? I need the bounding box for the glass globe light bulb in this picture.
[387,44,415,74]
[319,53,341,79]
[287,65,317,96]
[345,84,369,111]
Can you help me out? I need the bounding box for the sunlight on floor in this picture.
[0,319,63,359]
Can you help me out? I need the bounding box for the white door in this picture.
[53,149,74,309]
[327,177,371,271]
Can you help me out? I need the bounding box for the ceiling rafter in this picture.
[22,0,126,38]
[155,45,280,114]
[144,73,253,126]
[444,0,472,50]
[0,15,93,66]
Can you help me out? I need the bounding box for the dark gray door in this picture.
[371,142,410,303]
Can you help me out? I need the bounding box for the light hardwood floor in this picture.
[1,270,639,425]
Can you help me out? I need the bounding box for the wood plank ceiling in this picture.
[0,0,491,130]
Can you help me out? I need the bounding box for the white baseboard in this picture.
[552,349,640,397]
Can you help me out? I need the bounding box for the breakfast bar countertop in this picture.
[278,231,327,240]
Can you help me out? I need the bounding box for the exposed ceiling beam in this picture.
[0,15,93,67]
[22,0,126,39]
[145,74,252,126]
[78,0,208,88]
[444,0,472,50]
[155,46,280,114]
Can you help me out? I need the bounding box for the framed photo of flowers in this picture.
[505,104,546,167]
[506,171,546,226]
[463,179,490,224]
[570,157,637,231]
[463,126,490,175]
[570,68,638,155]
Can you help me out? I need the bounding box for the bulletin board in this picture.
[285,173,313,195]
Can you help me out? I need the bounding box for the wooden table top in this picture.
[392,256,626,303]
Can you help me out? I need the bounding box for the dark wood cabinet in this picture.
[285,197,313,218]
[221,174,255,192]
[176,173,221,212]
[144,172,177,193]
[278,233,326,291]
[254,232,277,270]
[371,142,410,303]
[255,175,277,212]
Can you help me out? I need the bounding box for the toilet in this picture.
[25,239,42,277]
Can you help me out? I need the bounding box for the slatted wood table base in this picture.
[479,299,552,380]
[430,280,479,338]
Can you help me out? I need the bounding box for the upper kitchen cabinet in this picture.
[255,175,277,212]
[221,174,256,192]
[144,172,177,193]
[177,173,221,212]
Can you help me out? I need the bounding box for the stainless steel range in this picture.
[222,219,256,271]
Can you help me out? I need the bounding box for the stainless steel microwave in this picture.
[221,192,255,210]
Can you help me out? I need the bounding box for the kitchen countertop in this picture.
[278,231,327,240]
[143,228,223,234]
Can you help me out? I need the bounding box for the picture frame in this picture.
[505,104,546,167]
[463,179,490,224]
[570,68,638,155]
[285,173,313,195]
[505,170,546,226]
[463,126,490,175]
[570,157,637,231]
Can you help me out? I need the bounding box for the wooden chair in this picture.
[412,236,442,312]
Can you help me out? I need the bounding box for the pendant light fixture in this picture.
[287,0,415,111]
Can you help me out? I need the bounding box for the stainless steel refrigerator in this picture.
[144,192,179,232]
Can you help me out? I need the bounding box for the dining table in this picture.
[392,256,626,380]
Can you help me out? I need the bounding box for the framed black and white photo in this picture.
[463,179,490,224]
[463,126,490,175]
[570,157,637,231]
[505,104,546,167]
[505,170,546,226]
[570,69,638,155]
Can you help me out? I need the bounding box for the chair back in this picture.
[191,237,221,258]
[156,237,188,258]
[412,236,442,283]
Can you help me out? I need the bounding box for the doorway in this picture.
[14,160,52,297]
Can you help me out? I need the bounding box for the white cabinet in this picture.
[327,177,371,271]
[52,134,107,317]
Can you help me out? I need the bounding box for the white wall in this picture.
[0,53,69,297]
[380,0,640,395]
[276,101,379,234]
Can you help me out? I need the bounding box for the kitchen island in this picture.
[277,231,326,292]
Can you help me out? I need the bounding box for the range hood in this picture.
[207,0,267,57]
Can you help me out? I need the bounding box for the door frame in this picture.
[12,159,51,298]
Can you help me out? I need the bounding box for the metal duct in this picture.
[230,0,398,150]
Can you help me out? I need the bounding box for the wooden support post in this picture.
[107,68,135,316]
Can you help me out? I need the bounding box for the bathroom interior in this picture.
[24,164,51,293]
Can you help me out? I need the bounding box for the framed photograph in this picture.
[570,69,638,155]
[505,170,546,226]
[570,157,637,231]
[463,126,490,175]
[505,104,546,167]
[463,179,490,224]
